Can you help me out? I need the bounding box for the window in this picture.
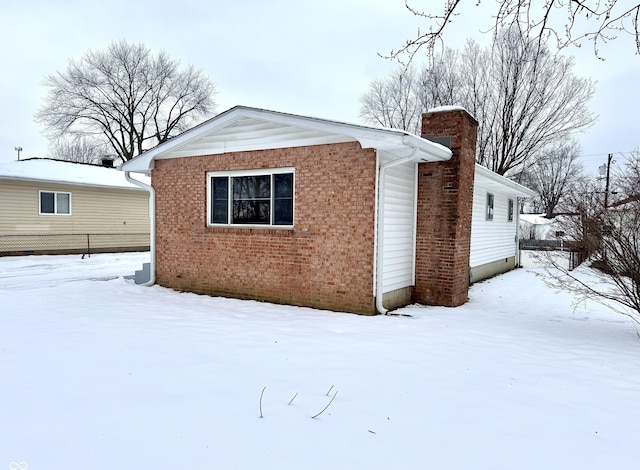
[508,198,514,222]
[39,191,71,215]
[485,193,494,221]
[208,169,294,227]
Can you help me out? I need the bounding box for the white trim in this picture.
[38,190,72,216]
[206,167,295,228]
[121,106,453,173]
[474,164,537,198]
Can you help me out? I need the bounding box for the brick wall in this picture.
[413,109,478,306]
[152,141,377,315]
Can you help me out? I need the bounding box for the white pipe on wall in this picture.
[125,171,156,286]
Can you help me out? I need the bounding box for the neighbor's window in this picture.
[508,198,514,222]
[39,191,71,215]
[486,193,494,221]
[208,168,294,226]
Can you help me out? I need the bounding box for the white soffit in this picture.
[475,164,537,198]
[121,106,452,172]
[159,116,356,158]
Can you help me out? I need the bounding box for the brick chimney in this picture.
[413,107,478,307]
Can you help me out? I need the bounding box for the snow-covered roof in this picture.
[519,213,553,225]
[121,105,453,173]
[0,158,149,190]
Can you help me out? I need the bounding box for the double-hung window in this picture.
[208,168,294,227]
[39,190,71,215]
[485,192,494,221]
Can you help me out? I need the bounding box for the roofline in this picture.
[0,174,148,191]
[475,164,537,198]
[120,105,453,173]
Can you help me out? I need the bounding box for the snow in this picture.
[0,158,149,190]
[520,213,553,225]
[427,105,468,113]
[1,252,639,469]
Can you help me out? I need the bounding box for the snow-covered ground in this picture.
[1,252,639,469]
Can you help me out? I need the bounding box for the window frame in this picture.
[485,192,494,221]
[508,198,514,222]
[206,167,295,228]
[39,190,72,215]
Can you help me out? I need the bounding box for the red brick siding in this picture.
[413,109,478,306]
[152,141,377,315]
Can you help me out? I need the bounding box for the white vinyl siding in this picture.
[380,158,416,293]
[470,175,518,268]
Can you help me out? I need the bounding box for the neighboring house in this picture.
[121,105,535,315]
[0,158,150,256]
[519,213,555,240]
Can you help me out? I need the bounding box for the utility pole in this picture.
[14,146,22,160]
[604,153,613,209]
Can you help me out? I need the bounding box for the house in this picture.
[469,165,537,282]
[121,105,535,315]
[0,158,150,256]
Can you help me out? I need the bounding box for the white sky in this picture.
[1,0,638,173]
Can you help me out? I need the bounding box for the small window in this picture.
[486,193,494,221]
[508,198,514,222]
[208,169,294,227]
[39,191,71,215]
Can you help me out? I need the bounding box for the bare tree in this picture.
[541,168,640,326]
[386,0,640,62]
[361,28,597,176]
[48,136,107,164]
[35,40,217,163]
[416,47,461,111]
[476,28,596,175]
[518,141,584,218]
[617,149,640,200]
[359,67,424,134]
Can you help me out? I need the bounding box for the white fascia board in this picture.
[120,111,248,173]
[475,164,537,198]
[246,108,453,162]
[119,105,454,172]
[401,134,452,162]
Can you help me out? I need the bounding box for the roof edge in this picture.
[120,105,453,172]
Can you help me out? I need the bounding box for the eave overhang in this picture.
[120,106,452,173]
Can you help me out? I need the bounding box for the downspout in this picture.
[375,148,418,315]
[125,171,156,286]
[515,197,522,267]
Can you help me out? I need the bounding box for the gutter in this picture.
[375,148,417,315]
[124,171,156,286]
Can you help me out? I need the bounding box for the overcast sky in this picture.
[1,0,638,173]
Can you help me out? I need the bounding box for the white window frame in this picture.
[508,198,514,222]
[206,167,295,228]
[39,190,72,215]
[486,192,494,221]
